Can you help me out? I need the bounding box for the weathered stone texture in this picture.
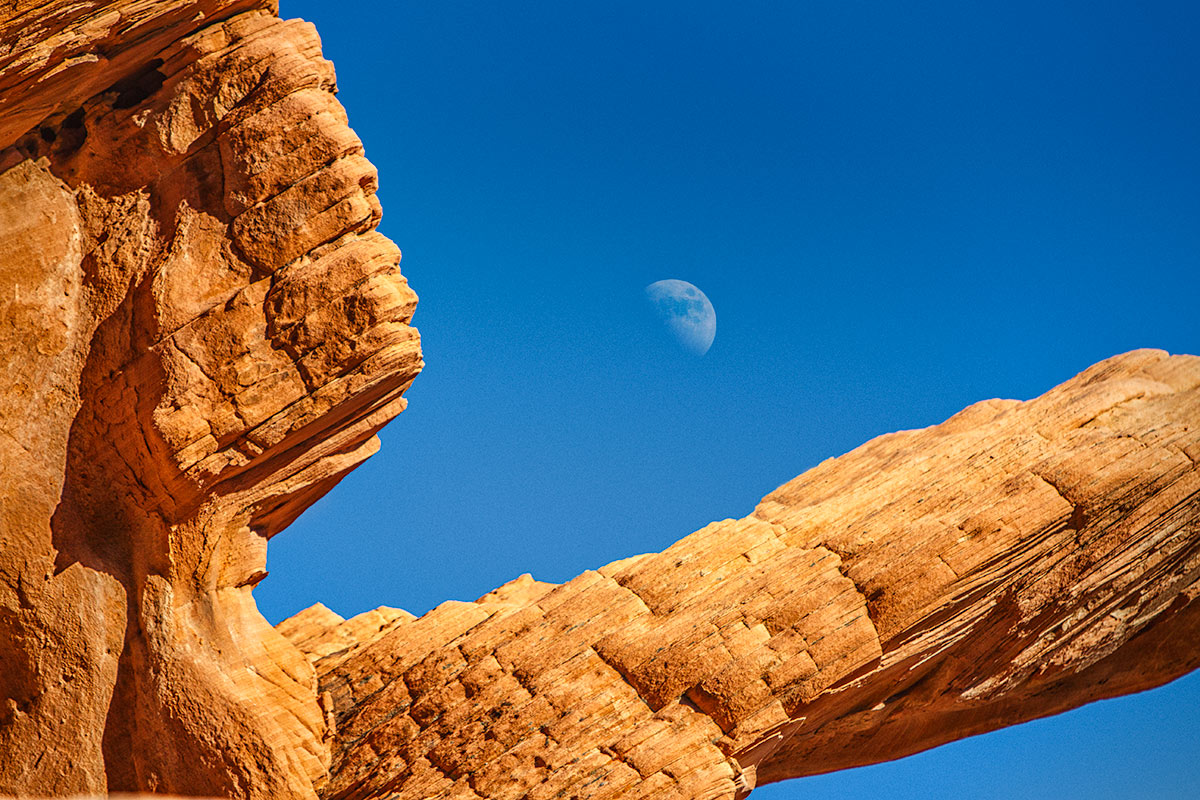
[2,2,1198,799]
[285,350,1199,800]
[0,2,420,797]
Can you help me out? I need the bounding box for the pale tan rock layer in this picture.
[2,3,1198,800]
[0,1,420,797]
[284,350,1200,800]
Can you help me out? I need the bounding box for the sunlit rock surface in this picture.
[1,2,1197,799]
[286,349,1200,800]
[0,2,420,796]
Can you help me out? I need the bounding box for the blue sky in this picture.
[263,2,1199,796]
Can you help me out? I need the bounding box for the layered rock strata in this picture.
[0,2,420,797]
[2,3,1199,800]
[285,350,1200,800]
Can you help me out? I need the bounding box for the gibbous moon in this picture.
[644,279,716,356]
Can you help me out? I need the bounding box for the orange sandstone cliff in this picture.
[1,1,419,796]
[1,3,1198,799]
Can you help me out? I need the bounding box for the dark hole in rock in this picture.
[53,107,89,155]
[109,59,165,109]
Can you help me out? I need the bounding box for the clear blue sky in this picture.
[264,2,1199,796]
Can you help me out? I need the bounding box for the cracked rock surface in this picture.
[1,3,1198,800]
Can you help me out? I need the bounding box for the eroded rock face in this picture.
[1,4,1198,800]
[0,2,420,796]
[284,350,1200,800]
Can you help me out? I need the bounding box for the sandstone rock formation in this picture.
[1,3,1198,800]
[1,2,419,796]
[286,349,1200,800]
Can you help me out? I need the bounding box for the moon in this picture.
[644,279,716,356]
